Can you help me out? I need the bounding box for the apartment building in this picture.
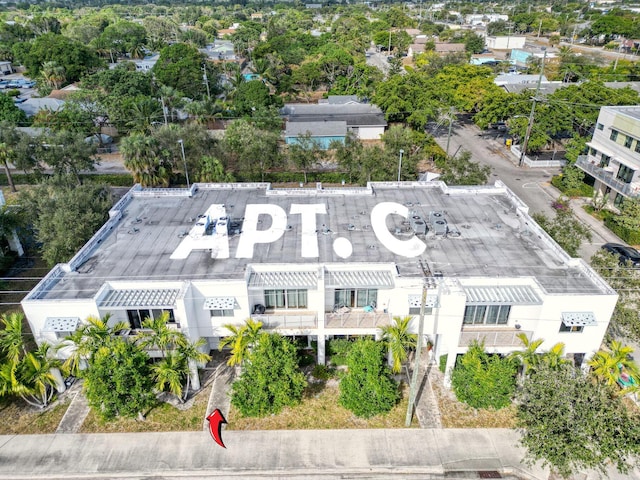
[22,182,617,384]
[576,106,640,207]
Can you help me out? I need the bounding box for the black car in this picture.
[601,243,640,267]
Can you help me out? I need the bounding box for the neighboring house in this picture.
[47,83,80,100]
[510,49,558,68]
[0,61,14,75]
[434,43,466,55]
[408,43,427,58]
[465,14,508,26]
[201,41,237,62]
[22,181,617,387]
[281,96,387,146]
[16,98,65,117]
[494,73,549,87]
[485,35,526,50]
[285,121,347,149]
[576,105,640,207]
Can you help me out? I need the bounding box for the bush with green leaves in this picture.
[517,362,640,478]
[451,341,517,410]
[231,333,307,417]
[339,338,399,418]
[327,338,355,366]
[83,338,157,421]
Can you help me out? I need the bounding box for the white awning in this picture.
[408,294,439,308]
[325,270,394,288]
[248,271,318,288]
[561,312,597,327]
[463,285,541,305]
[99,289,180,308]
[204,297,236,310]
[43,317,79,333]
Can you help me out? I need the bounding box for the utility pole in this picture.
[571,25,577,45]
[613,38,624,72]
[537,19,542,38]
[519,49,547,167]
[203,65,211,100]
[161,96,168,126]
[405,263,435,427]
[446,110,454,156]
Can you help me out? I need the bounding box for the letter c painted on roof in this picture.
[370,202,426,257]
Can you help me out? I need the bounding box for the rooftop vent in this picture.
[429,211,448,235]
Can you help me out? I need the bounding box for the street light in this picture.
[397,149,404,182]
[177,139,190,189]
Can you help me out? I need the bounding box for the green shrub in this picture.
[451,341,517,410]
[439,354,448,373]
[551,174,593,197]
[327,338,354,366]
[604,217,640,245]
[338,338,399,418]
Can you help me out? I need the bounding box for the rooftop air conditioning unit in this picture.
[410,215,427,235]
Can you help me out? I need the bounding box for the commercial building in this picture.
[23,182,616,384]
[576,105,640,207]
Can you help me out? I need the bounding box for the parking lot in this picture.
[0,72,38,102]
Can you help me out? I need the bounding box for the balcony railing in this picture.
[250,313,317,329]
[576,156,640,198]
[459,328,532,347]
[325,311,391,328]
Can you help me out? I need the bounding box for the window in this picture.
[610,129,618,141]
[335,289,377,308]
[463,305,510,325]
[210,309,234,317]
[559,323,583,333]
[126,309,175,329]
[616,164,635,183]
[614,192,625,207]
[624,136,633,148]
[596,123,604,131]
[600,154,610,167]
[264,289,307,309]
[409,307,433,315]
[635,141,640,154]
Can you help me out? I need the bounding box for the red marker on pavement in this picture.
[206,409,227,448]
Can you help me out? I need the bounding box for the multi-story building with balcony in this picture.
[22,181,617,386]
[576,105,640,207]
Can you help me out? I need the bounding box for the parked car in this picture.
[22,80,36,88]
[490,122,508,132]
[7,80,21,88]
[601,243,640,267]
[0,80,8,89]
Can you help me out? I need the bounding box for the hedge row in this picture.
[551,175,593,197]
[604,217,640,245]
[0,173,135,187]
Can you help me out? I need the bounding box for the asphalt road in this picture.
[432,120,560,218]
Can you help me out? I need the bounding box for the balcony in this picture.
[459,328,532,347]
[325,310,391,329]
[576,156,640,198]
[250,312,317,329]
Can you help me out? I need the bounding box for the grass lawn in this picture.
[0,397,70,434]
[80,381,212,433]
[227,380,419,430]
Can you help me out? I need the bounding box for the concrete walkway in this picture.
[54,381,90,434]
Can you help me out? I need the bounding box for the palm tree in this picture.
[40,61,66,90]
[0,312,29,364]
[218,318,263,367]
[17,343,61,408]
[176,336,210,401]
[152,351,187,400]
[589,341,639,393]
[137,312,181,358]
[58,314,128,377]
[510,333,544,377]
[543,342,569,370]
[379,316,417,374]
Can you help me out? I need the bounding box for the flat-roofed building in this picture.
[22,181,617,385]
[576,106,640,207]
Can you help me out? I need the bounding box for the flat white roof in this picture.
[25,182,613,302]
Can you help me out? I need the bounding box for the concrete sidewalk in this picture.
[1,428,637,480]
